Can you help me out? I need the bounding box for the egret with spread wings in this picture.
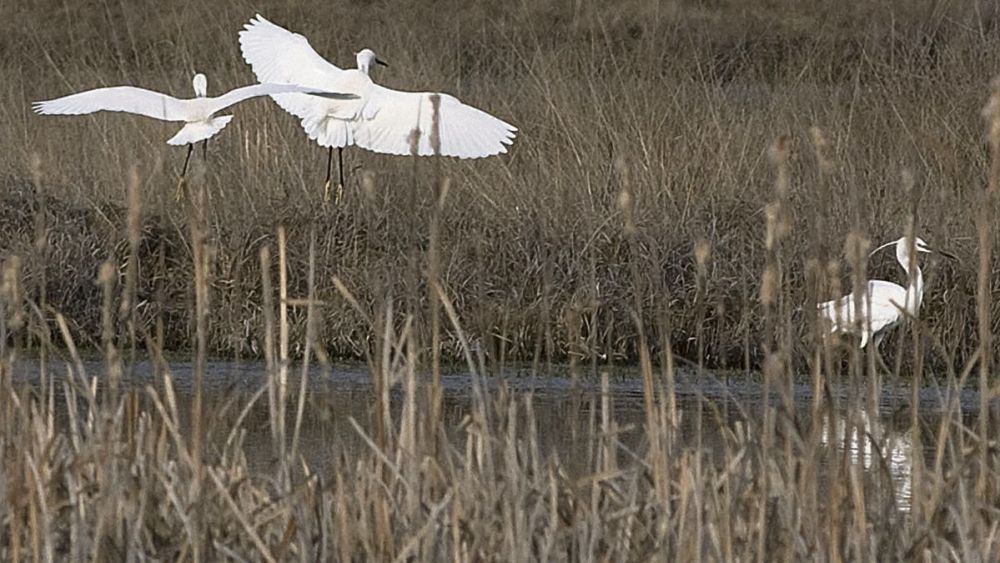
[238,14,518,202]
[34,73,352,178]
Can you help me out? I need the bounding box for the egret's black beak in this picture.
[937,248,959,260]
[309,92,361,100]
[375,58,389,67]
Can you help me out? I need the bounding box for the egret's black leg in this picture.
[323,146,334,202]
[181,144,194,178]
[202,139,209,160]
[176,143,195,201]
[336,147,345,204]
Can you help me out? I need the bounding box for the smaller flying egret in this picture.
[33,73,354,178]
[817,235,954,349]
[238,15,518,202]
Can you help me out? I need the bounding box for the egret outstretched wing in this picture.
[239,14,353,123]
[33,87,188,121]
[207,83,355,115]
[32,71,354,154]
[355,87,517,158]
[239,15,517,156]
[239,15,346,85]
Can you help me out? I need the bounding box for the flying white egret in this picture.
[238,14,518,202]
[33,73,353,178]
[817,235,953,348]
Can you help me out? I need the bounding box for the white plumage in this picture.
[818,235,939,348]
[238,14,517,158]
[33,74,338,146]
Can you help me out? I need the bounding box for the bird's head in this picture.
[192,73,208,98]
[355,49,388,75]
[870,235,956,265]
[894,236,933,265]
[908,236,958,259]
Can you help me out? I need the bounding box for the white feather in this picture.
[238,14,517,156]
[817,236,931,349]
[167,116,234,145]
[34,77,344,144]
[818,280,910,349]
[33,86,190,121]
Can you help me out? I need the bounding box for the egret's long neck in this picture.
[357,57,370,76]
[899,258,924,315]
[193,74,208,98]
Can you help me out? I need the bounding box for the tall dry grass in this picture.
[0,0,997,369]
[0,134,998,558]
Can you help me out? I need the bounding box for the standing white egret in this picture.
[34,73,352,178]
[238,14,517,202]
[817,235,952,348]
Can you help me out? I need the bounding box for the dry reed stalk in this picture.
[375,304,392,452]
[841,226,871,479]
[0,257,21,424]
[657,291,679,434]
[259,244,279,454]
[187,179,210,561]
[977,77,1000,499]
[277,226,289,462]
[404,119,423,369]
[693,238,711,469]
[98,261,120,399]
[399,315,418,514]
[427,95,446,455]
[757,135,796,561]
[122,168,142,372]
[427,184,449,457]
[616,160,669,514]
[894,169,931,525]
[804,127,838,531]
[206,466,278,562]
[290,228,317,465]
[807,126,833,417]
[28,154,49,400]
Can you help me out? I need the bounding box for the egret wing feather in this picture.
[238,15,517,156]
[239,14,353,123]
[239,14,345,84]
[33,86,188,122]
[167,116,234,145]
[207,83,352,115]
[355,87,517,158]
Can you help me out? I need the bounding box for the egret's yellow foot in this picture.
[175,178,187,202]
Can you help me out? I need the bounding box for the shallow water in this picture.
[14,357,984,411]
[12,358,987,513]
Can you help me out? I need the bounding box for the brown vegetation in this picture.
[1,1,1000,558]
[2,0,998,367]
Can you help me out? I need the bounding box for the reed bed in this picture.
[1,0,1000,559]
[1,0,998,368]
[0,177,998,558]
